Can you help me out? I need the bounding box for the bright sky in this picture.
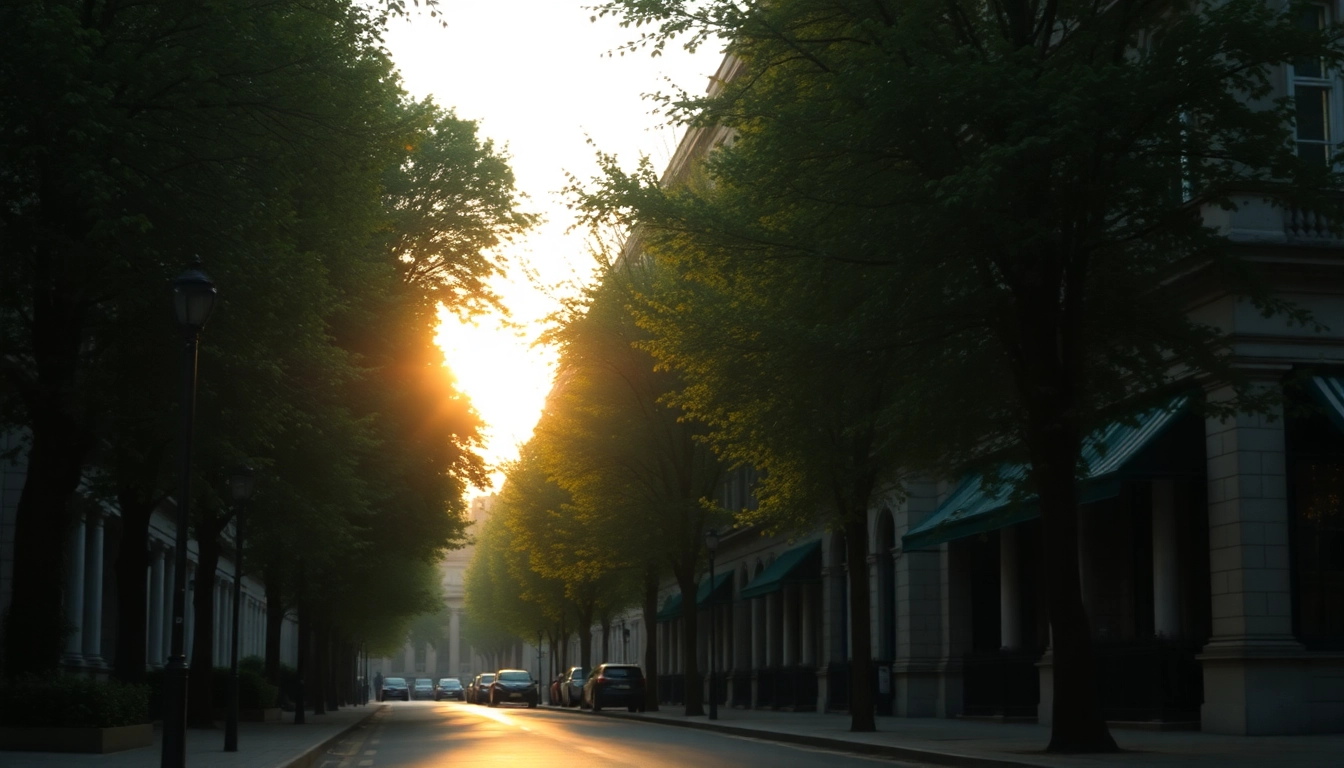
[380,3,721,490]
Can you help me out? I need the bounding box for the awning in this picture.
[1308,375,1344,434]
[903,396,1191,551]
[739,540,822,600]
[655,571,733,623]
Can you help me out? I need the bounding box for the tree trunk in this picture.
[187,528,221,728]
[112,490,154,684]
[2,237,95,680]
[600,616,611,665]
[642,564,660,712]
[295,597,308,723]
[577,604,595,671]
[675,565,703,716]
[1013,279,1117,753]
[264,565,284,685]
[1030,403,1116,752]
[3,410,91,679]
[844,515,876,732]
[311,619,326,715]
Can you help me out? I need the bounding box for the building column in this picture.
[1000,526,1022,650]
[765,591,781,667]
[184,564,195,663]
[62,514,87,665]
[800,584,816,665]
[1200,382,1306,735]
[893,480,944,717]
[148,543,166,667]
[1152,479,1182,638]
[781,585,797,666]
[81,509,105,667]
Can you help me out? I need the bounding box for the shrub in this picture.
[210,667,278,710]
[0,675,150,728]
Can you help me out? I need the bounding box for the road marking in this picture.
[363,750,376,755]
[370,739,380,744]
[359,761,373,767]
[579,745,610,757]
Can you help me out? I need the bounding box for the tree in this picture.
[535,256,726,714]
[582,0,1344,750]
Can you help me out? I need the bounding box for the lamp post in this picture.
[620,620,628,663]
[162,258,218,768]
[225,465,255,752]
[536,630,544,704]
[704,528,720,721]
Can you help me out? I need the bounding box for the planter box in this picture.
[0,723,153,753]
[212,707,282,723]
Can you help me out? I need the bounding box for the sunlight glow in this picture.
[385,2,721,491]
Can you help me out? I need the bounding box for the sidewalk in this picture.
[1,705,383,768]
[586,706,1344,768]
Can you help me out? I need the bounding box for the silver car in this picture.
[560,666,587,707]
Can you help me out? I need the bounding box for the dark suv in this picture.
[488,669,538,708]
[582,664,645,712]
[380,676,409,701]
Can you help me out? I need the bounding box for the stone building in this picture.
[627,50,1344,736]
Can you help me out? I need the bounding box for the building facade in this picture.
[625,48,1344,736]
[0,430,298,677]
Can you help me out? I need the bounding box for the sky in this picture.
[379,2,722,491]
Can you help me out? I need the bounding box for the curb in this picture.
[538,704,1043,768]
[274,704,386,768]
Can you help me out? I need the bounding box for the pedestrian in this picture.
[374,671,383,702]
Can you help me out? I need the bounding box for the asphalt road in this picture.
[317,701,933,768]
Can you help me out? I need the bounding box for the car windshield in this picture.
[601,667,640,678]
[415,680,432,688]
[569,670,586,681]
[480,674,495,683]
[498,671,531,682]
[441,679,461,689]
[384,678,406,687]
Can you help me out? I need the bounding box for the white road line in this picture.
[358,761,373,767]
[363,749,376,755]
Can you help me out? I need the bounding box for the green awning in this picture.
[655,571,732,623]
[1308,375,1344,434]
[903,396,1191,551]
[739,540,822,600]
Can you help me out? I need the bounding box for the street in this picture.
[317,702,932,768]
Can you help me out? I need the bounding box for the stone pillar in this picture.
[937,540,971,717]
[750,597,764,669]
[184,564,195,663]
[893,480,943,717]
[148,543,165,667]
[81,509,105,666]
[867,552,882,659]
[1151,479,1182,637]
[800,584,816,665]
[781,585,797,666]
[1200,382,1307,734]
[449,609,461,677]
[62,514,87,665]
[1000,526,1022,650]
[765,591,782,666]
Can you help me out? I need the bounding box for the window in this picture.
[1294,5,1336,165]
[1293,463,1344,647]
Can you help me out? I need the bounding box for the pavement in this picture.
[1,705,380,768]
[569,703,1344,767]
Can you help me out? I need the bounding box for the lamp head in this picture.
[229,464,255,502]
[704,528,720,554]
[172,256,218,331]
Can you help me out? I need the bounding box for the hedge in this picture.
[0,675,150,728]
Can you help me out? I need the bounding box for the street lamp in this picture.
[704,528,720,721]
[162,258,217,768]
[536,630,544,704]
[225,464,255,752]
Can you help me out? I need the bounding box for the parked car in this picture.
[412,678,435,700]
[560,667,587,707]
[582,664,645,712]
[488,669,538,708]
[436,677,464,701]
[471,673,495,704]
[381,676,410,701]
